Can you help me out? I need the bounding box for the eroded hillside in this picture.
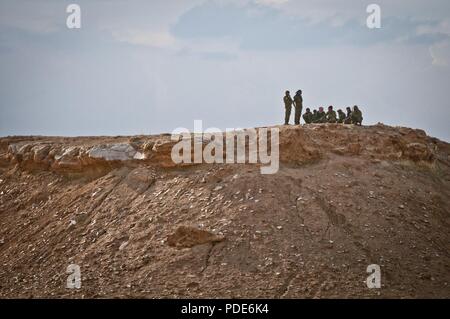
[0,124,449,298]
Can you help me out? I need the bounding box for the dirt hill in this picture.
[0,123,449,298]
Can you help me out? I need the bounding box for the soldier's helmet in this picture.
[354,105,359,111]
[297,90,302,94]
[285,90,290,95]
[328,105,333,110]
[306,108,310,112]
[346,106,351,111]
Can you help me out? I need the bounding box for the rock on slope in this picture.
[0,123,449,298]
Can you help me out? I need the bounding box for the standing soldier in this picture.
[293,90,303,125]
[326,105,337,123]
[302,108,313,124]
[283,91,293,125]
[337,109,346,123]
[351,105,363,125]
[344,106,353,124]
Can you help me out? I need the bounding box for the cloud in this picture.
[254,0,289,6]
[112,30,176,48]
[430,41,450,66]
[0,0,64,34]
[417,19,450,36]
[172,2,450,51]
[416,19,450,67]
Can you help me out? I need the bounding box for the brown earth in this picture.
[0,123,449,298]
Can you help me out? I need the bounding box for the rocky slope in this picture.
[0,123,449,298]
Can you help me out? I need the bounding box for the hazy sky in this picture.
[1,0,449,141]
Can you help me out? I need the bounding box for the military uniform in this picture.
[312,110,318,123]
[337,110,346,123]
[317,110,327,123]
[326,109,337,123]
[293,91,303,125]
[302,109,313,124]
[283,94,293,125]
[351,106,363,125]
[344,108,353,124]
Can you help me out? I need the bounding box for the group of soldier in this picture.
[283,90,363,126]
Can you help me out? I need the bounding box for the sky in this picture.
[0,0,449,141]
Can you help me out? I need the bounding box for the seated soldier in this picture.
[337,109,346,123]
[302,108,313,124]
[326,105,337,123]
[344,106,353,124]
[312,109,318,123]
[351,105,363,125]
[317,107,327,123]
